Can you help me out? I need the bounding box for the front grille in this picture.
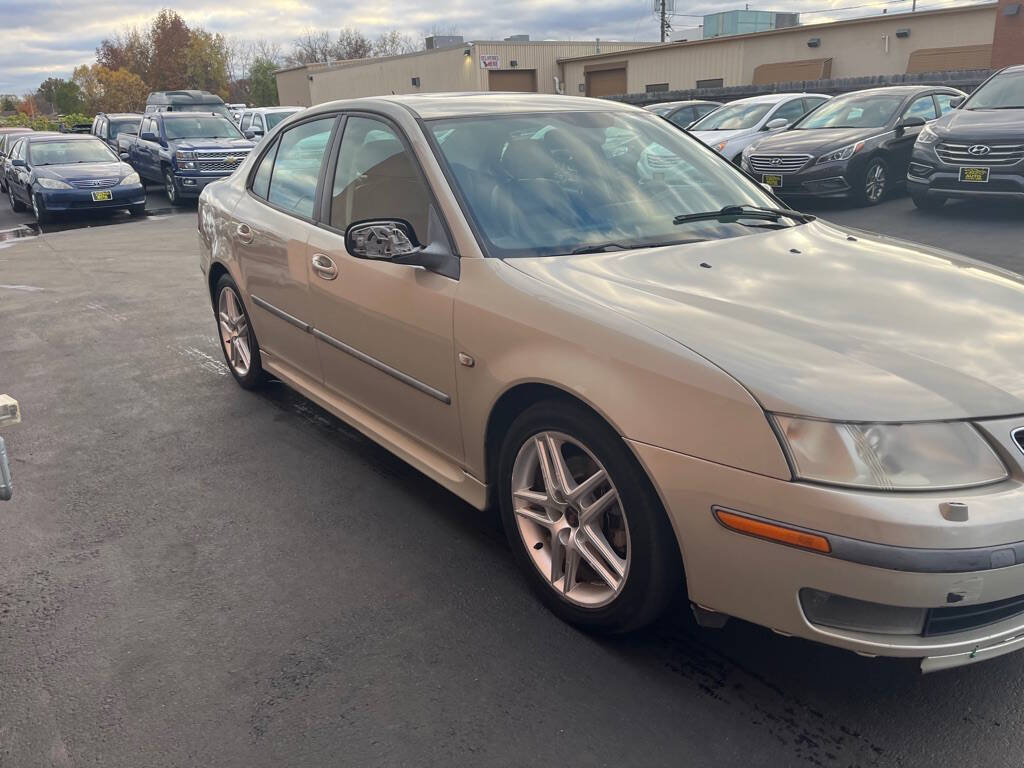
[935,142,1024,167]
[194,149,250,174]
[70,178,118,189]
[924,593,1024,636]
[748,154,812,173]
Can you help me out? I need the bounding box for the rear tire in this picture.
[214,274,266,390]
[912,193,946,211]
[497,399,681,634]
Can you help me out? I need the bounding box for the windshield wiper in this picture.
[570,239,705,255]
[673,204,814,227]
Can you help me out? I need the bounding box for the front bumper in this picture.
[907,148,1024,200]
[171,172,231,198]
[630,415,1024,671]
[37,184,146,212]
[743,159,855,198]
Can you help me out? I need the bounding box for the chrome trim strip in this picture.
[311,328,451,405]
[713,505,1024,574]
[250,295,311,332]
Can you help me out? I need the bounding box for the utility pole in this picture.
[660,0,669,42]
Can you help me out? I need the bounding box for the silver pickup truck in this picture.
[0,395,20,501]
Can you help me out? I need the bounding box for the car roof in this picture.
[156,111,231,119]
[831,85,960,97]
[0,127,33,133]
[249,106,301,112]
[308,92,640,120]
[101,112,142,119]
[649,100,720,109]
[26,133,101,143]
[1000,64,1024,74]
[726,92,831,105]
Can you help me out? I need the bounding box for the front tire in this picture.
[214,274,265,389]
[164,169,182,206]
[856,157,889,206]
[128,204,146,217]
[8,184,25,212]
[31,192,50,224]
[498,399,681,634]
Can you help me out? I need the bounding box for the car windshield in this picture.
[429,110,788,259]
[690,102,772,130]
[965,70,1024,110]
[30,139,115,165]
[795,94,903,129]
[265,110,300,129]
[164,116,244,140]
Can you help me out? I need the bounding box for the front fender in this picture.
[454,258,791,484]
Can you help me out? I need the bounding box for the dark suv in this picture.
[91,113,143,153]
[908,65,1024,208]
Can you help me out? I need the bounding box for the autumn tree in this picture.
[72,65,104,114]
[248,58,280,107]
[96,26,152,84]
[72,64,148,113]
[185,30,230,96]
[149,9,191,90]
[36,78,83,114]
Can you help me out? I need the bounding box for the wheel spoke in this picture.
[514,501,553,527]
[579,526,626,589]
[235,337,251,369]
[219,320,233,341]
[579,487,618,526]
[562,545,580,594]
[568,467,607,503]
[549,529,566,584]
[534,436,563,503]
[543,433,575,500]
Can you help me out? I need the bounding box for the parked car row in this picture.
[645,66,1023,207]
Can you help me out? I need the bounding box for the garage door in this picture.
[586,68,627,98]
[489,70,537,92]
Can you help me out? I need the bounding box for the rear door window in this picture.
[240,113,252,131]
[266,117,335,218]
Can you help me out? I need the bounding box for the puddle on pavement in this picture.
[0,223,40,248]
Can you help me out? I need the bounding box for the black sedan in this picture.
[6,134,146,223]
[909,65,1024,209]
[740,85,965,205]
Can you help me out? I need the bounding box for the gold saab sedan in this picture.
[198,94,1024,672]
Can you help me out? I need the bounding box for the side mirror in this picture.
[244,129,258,140]
[11,159,25,168]
[765,117,790,130]
[139,131,158,142]
[898,115,926,132]
[346,220,419,260]
[949,96,965,109]
[119,152,130,161]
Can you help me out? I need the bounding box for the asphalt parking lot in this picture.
[1,187,1022,768]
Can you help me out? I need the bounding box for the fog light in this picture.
[182,178,197,186]
[800,588,926,635]
[909,162,933,177]
[805,176,849,193]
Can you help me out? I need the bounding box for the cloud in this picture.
[2,0,914,94]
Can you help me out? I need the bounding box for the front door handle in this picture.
[311,253,338,280]
[236,222,254,244]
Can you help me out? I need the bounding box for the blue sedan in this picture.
[6,133,146,223]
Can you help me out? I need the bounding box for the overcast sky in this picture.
[0,0,961,95]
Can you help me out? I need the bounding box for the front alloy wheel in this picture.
[498,400,680,633]
[512,431,630,607]
[31,192,50,224]
[165,170,180,206]
[860,158,888,206]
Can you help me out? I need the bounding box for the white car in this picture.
[689,92,830,164]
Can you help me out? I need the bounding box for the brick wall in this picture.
[991,0,1024,68]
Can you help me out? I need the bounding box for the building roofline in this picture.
[275,40,657,77]
[557,2,998,63]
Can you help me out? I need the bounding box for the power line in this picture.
[667,0,982,17]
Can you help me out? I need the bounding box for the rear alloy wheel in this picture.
[858,158,888,206]
[499,400,680,633]
[8,184,25,213]
[215,274,265,389]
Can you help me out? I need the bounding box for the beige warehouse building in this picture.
[278,2,1021,105]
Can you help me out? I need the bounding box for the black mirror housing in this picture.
[139,131,158,142]
[899,116,927,130]
[344,214,458,280]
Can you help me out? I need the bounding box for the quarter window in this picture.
[329,116,432,241]
[266,117,334,218]
[668,107,695,128]
[240,113,252,131]
[250,137,279,200]
[904,95,938,121]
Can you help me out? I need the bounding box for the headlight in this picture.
[35,178,72,190]
[772,416,1007,490]
[712,140,729,153]
[916,125,938,145]
[120,171,140,185]
[175,150,197,161]
[815,141,865,165]
[741,144,755,160]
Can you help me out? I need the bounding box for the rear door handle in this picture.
[235,223,254,244]
[311,253,338,280]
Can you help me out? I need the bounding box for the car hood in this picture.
[934,108,1024,139]
[36,161,128,181]
[690,128,752,146]
[169,138,254,150]
[748,127,882,155]
[504,221,1024,422]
